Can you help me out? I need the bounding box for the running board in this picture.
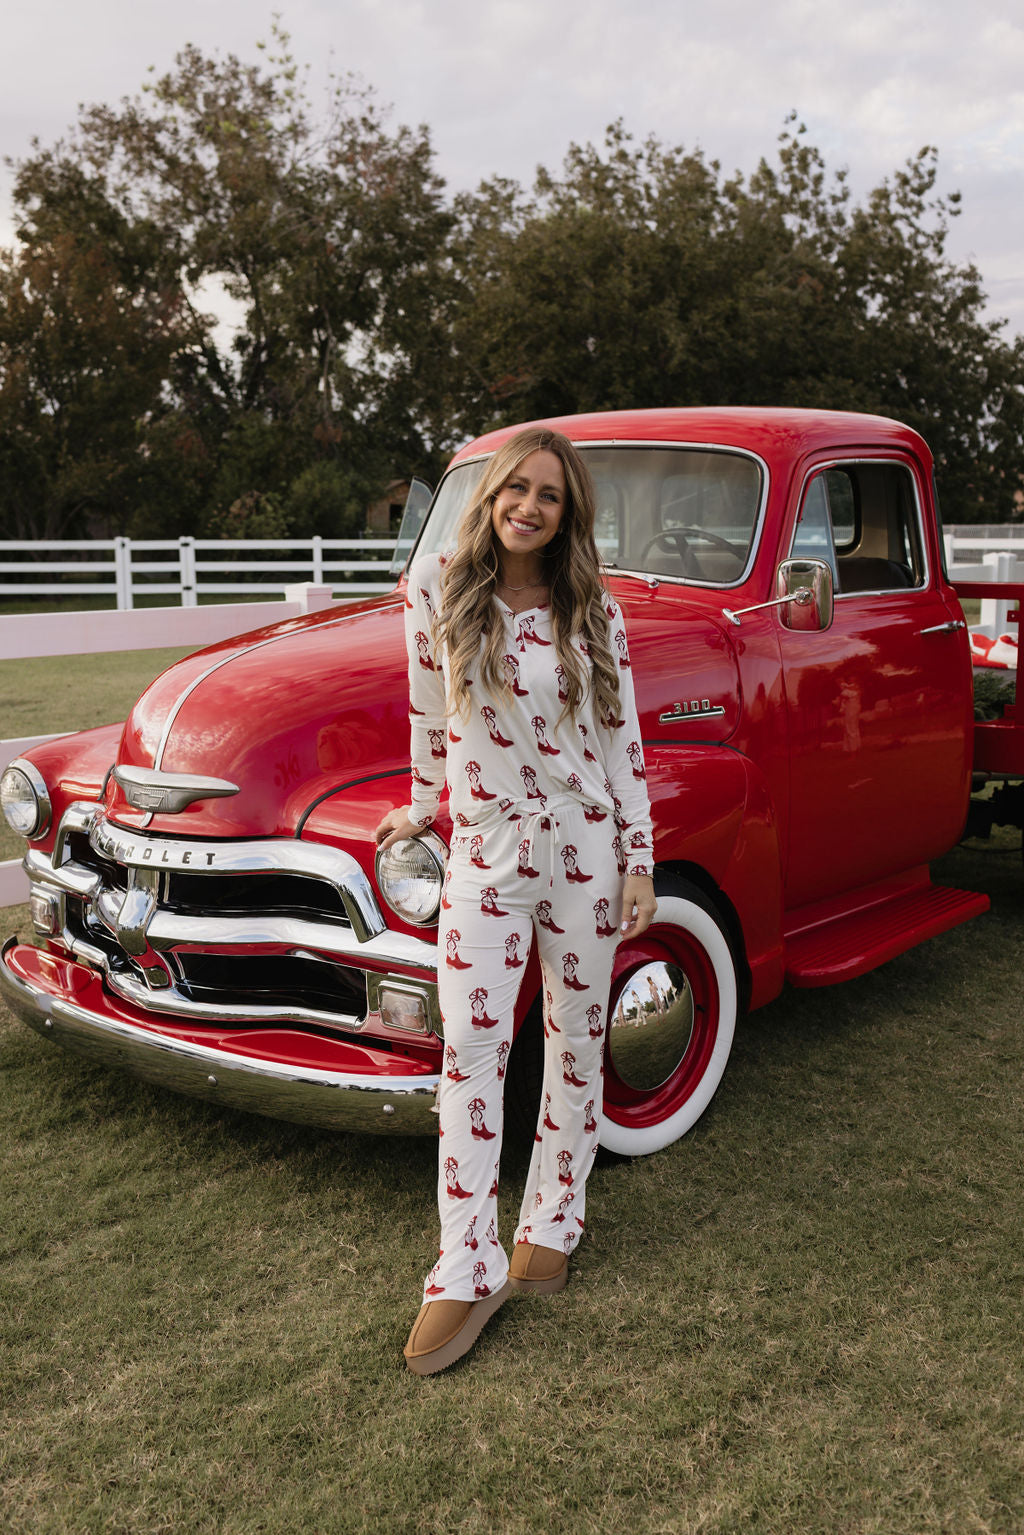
[784,877,989,988]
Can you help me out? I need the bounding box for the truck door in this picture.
[778,456,971,908]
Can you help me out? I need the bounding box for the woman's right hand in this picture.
[375,806,425,852]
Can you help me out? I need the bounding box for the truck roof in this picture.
[452,407,933,467]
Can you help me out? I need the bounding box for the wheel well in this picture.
[653,861,751,1015]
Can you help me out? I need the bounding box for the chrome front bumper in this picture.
[1,938,441,1136]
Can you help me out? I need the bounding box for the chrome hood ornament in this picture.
[112,766,240,815]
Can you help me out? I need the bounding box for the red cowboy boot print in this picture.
[505,932,524,969]
[440,874,452,911]
[473,1261,490,1298]
[444,1155,474,1199]
[583,803,608,823]
[447,723,461,743]
[445,929,473,970]
[469,986,499,1029]
[627,741,646,779]
[562,1233,575,1255]
[615,629,631,668]
[516,615,551,649]
[555,664,570,704]
[612,833,627,875]
[480,886,509,917]
[419,586,434,615]
[534,900,565,934]
[629,829,648,851]
[486,1217,500,1246]
[480,705,514,748]
[561,844,593,884]
[415,631,435,670]
[465,760,497,800]
[464,1216,479,1251]
[565,772,583,794]
[503,654,528,696]
[542,1092,560,1132]
[593,897,617,938]
[496,1040,510,1079]
[488,1164,499,1198]
[561,1050,587,1086]
[516,838,540,879]
[469,1097,496,1141]
[584,1098,598,1135]
[445,1045,469,1082]
[542,983,561,1034]
[424,1257,445,1296]
[469,834,490,869]
[428,728,446,759]
[578,723,597,761]
[552,1189,575,1223]
[520,764,545,800]
[557,1149,574,1187]
[531,714,560,755]
[561,951,589,990]
[587,1003,604,1039]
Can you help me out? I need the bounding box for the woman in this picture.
[376,427,656,1375]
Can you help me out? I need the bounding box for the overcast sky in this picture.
[3,0,1023,339]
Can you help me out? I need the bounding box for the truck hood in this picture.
[107,595,411,838]
[104,586,742,840]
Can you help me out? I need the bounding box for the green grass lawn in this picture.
[2,826,1022,1534]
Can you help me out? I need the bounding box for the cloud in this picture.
[1,0,1021,332]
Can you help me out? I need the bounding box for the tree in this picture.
[1,25,454,539]
[449,119,1024,520]
[0,163,206,539]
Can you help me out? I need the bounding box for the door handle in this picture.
[919,620,966,635]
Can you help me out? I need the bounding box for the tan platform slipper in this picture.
[507,1242,569,1294]
[403,1284,511,1375]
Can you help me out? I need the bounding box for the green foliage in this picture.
[1,42,1022,537]
[448,117,1024,520]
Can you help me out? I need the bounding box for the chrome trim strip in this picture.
[152,600,403,771]
[24,847,101,898]
[1,939,440,1137]
[113,765,239,814]
[105,967,369,1032]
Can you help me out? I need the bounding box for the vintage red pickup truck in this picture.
[3,408,1022,1154]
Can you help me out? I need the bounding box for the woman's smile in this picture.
[491,448,566,569]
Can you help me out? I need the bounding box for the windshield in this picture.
[413,445,764,586]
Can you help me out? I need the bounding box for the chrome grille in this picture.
[23,803,440,1036]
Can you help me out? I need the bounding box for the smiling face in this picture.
[490,449,566,570]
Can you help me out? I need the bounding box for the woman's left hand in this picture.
[619,874,657,940]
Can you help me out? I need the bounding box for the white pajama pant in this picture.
[424,802,624,1303]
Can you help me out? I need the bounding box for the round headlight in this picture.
[375,831,447,925]
[1,759,51,839]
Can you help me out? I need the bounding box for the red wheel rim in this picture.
[602,922,721,1130]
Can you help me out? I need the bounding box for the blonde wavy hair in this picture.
[435,427,620,727]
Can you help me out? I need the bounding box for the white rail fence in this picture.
[2,527,1021,909]
[0,535,398,607]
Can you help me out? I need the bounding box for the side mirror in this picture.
[389,477,435,578]
[777,558,834,632]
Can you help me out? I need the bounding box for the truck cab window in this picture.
[792,462,926,594]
